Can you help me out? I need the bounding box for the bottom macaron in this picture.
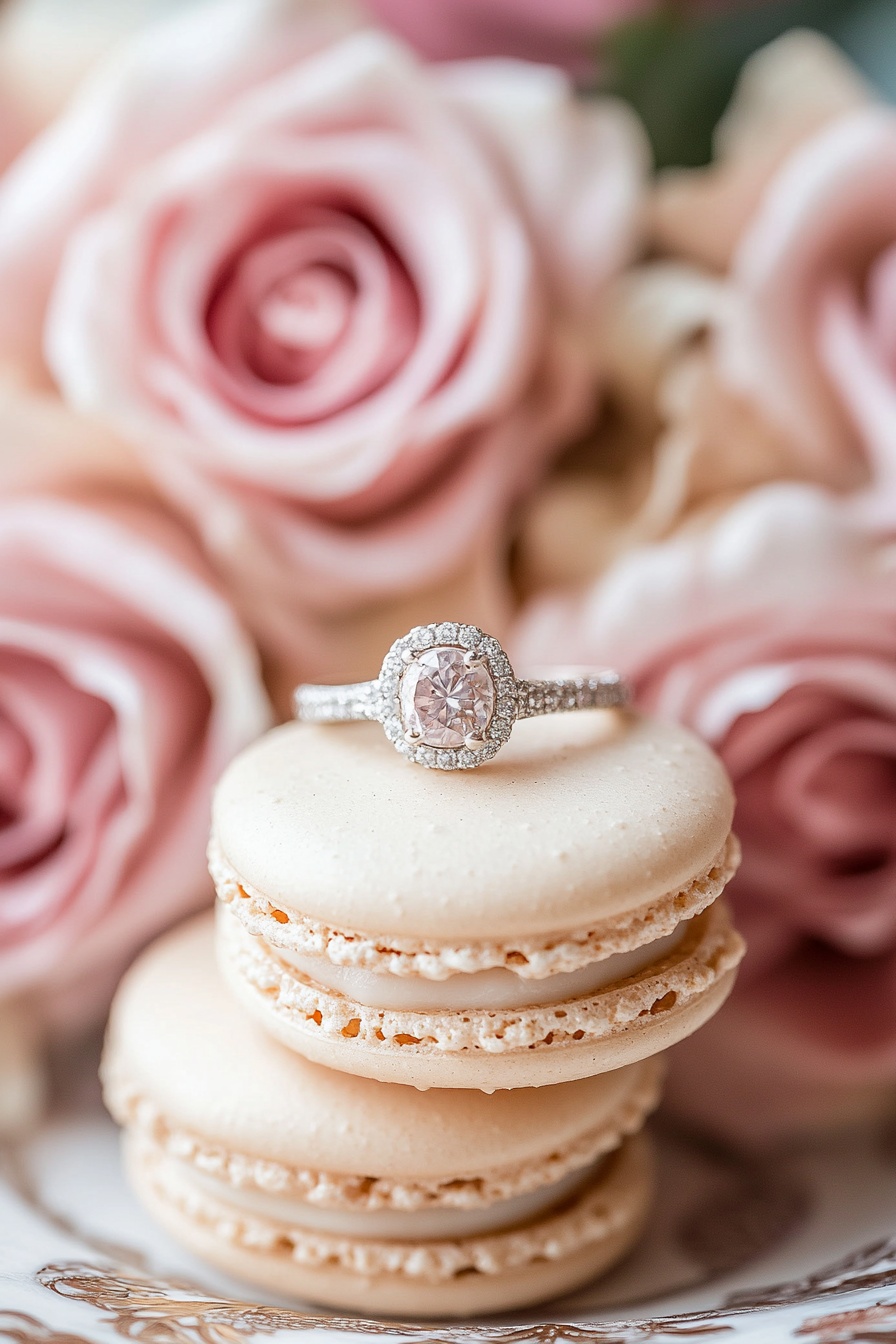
[103,914,659,1318]
[124,1130,652,1317]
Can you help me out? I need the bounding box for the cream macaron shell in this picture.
[210,712,744,1089]
[103,916,660,1317]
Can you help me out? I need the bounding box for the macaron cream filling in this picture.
[168,1154,606,1240]
[267,927,687,1011]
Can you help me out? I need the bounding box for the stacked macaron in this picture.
[103,705,744,1317]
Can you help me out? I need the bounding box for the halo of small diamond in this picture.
[379,623,517,770]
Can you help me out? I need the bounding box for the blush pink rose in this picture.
[719,106,896,506]
[0,0,359,374]
[0,4,646,677]
[0,411,270,1035]
[515,485,896,1141]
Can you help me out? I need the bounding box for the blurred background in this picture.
[2,0,895,164]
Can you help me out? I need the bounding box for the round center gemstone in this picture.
[399,645,495,749]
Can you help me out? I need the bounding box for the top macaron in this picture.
[211,711,744,1089]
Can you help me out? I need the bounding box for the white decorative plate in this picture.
[3,1038,896,1344]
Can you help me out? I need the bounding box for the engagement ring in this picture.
[293,622,630,770]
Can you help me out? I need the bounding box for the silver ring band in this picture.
[293,623,629,770]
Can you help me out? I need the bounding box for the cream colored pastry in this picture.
[211,711,744,1089]
[103,917,659,1317]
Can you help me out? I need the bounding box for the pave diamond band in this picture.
[293,623,629,770]
[294,680,382,722]
[514,677,630,719]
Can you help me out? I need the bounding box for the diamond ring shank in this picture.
[293,680,383,723]
[514,676,630,719]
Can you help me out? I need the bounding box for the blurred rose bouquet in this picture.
[0,0,646,695]
[0,0,893,1146]
[516,30,896,1142]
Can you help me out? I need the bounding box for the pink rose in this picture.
[0,5,646,678]
[0,394,270,1037]
[641,33,896,519]
[362,0,655,76]
[513,37,878,604]
[0,0,359,375]
[716,104,896,506]
[515,485,896,1141]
